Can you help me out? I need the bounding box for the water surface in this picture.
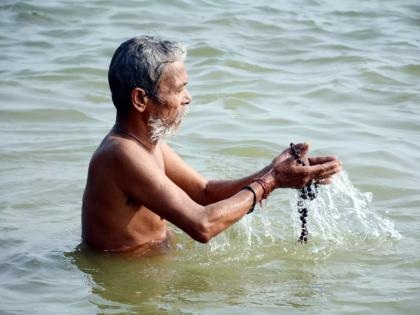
[1,0,420,314]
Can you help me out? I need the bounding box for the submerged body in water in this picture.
[81,36,342,253]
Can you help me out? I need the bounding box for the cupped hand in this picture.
[270,142,308,165]
[270,143,342,189]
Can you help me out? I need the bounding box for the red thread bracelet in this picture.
[255,178,270,200]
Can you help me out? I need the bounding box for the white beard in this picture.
[148,107,188,143]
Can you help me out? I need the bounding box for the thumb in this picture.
[300,142,309,156]
[295,142,310,157]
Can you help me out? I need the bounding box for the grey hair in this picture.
[108,35,187,114]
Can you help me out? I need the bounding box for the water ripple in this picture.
[1,0,420,314]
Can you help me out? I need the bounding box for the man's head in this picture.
[108,36,192,141]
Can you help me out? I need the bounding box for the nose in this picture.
[183,88,192,105]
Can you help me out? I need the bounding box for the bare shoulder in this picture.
[88,135,161,188]
[92,134,155,167]
[160,141,175,159]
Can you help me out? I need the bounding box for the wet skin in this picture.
[82,61,342,253]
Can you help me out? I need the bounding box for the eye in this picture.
[176,87,184,94]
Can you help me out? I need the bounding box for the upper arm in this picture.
[161,142,209,204]
[112,143,206,241]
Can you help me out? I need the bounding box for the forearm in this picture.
[202,164,272,205]
[197,180,269,242]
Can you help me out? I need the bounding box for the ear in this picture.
[131,88,148,113]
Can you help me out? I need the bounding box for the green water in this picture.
[1,0,420,314]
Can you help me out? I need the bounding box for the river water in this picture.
[1,0,419,314]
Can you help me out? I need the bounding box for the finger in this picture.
[316,172,335,180]
[316,177,333,185]
[292,142,310,157]
[308,156,337,165]
[310,160,342,177]
[319,164,342,178]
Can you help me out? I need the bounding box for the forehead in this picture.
[159,61,188,89]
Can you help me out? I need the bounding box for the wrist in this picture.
[264,170,276,189]
[255,171,276,200]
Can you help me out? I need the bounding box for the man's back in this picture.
[81,133,168,253]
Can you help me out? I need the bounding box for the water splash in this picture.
[203,170,400,255]
[289,170,401,246]
[208,201,275,252]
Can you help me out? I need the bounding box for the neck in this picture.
[113,113,157,151]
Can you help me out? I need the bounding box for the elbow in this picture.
[190,220,213,244]
[194,233,211,244]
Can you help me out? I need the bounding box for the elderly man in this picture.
[81,36,342,253]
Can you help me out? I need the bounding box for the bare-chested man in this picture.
[82,36,342,253]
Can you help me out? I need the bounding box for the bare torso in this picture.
[81,131,342,253]
[82,133,168,253]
